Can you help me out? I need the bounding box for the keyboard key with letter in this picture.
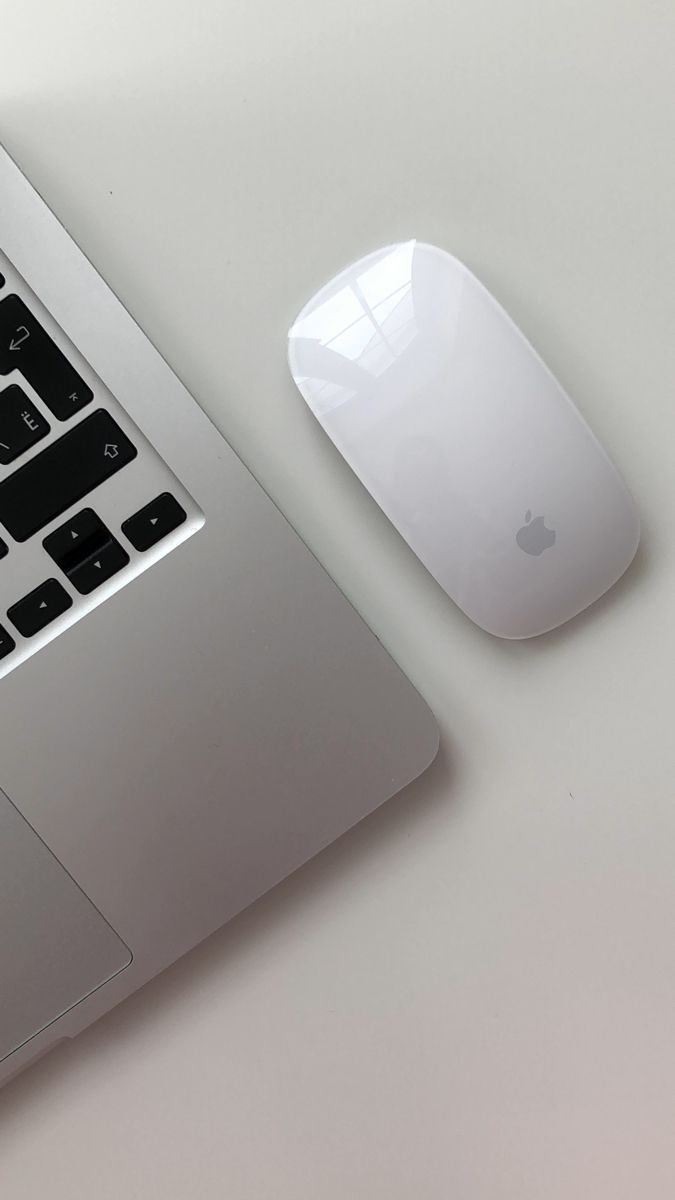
[0,384,50,464]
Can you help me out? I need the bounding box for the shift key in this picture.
[0,410,137,542]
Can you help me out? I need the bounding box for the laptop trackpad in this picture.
[0,788,131,1062]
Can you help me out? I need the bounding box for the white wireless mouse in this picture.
[288,240,640,639]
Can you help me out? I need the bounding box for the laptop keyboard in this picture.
[0,254,201,676]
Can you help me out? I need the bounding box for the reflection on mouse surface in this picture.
[288,240,640,639]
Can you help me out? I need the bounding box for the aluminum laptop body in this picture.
[0,145,438,1087]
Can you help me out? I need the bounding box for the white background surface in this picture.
[0,2,673,1196]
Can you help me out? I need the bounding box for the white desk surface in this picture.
[1,2,673,1196]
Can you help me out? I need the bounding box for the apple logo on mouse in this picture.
[516,510,556,556]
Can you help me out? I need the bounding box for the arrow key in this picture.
[0,623,15,660]
[67,538,129,594]
[43,507,129,594]
[122,492,186,551]
[43,507,106,565]
[8,578,72,637]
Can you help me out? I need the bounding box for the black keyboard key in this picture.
[0,409,137,542]
[0,537,7,560]
[8,578,72,637]
[0,294,93,420]
[44,508,129,594]
[0,624,15,659]
[69,539,129,594]
[43,507,110,568]
[0,384,50,464]
[122,492,187,551]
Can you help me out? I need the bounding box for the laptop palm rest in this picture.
[0,788,131,1062]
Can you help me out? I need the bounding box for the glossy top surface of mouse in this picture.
[288,240,640,638]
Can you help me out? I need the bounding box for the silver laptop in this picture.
[0,145,438,1087]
